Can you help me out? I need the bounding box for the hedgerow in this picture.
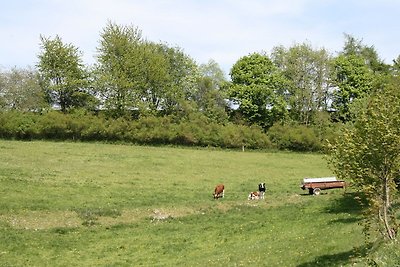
[0,111,272,149]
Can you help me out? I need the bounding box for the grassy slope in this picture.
[0,140,365,266]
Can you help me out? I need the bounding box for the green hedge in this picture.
[0,111,272,149]
[267,123,323,152]
[0,111,339,151]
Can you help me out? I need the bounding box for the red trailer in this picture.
[300,177,346,195]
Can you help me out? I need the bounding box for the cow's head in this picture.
[213,193,222,199]
[258,183,266,191]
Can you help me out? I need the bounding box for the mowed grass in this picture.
[0,140,365,266]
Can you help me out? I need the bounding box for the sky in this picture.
[1,0,399,75]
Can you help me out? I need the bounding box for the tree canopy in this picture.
[228,53,288,129]
[330,54,375,121]
[0,67,45,111]
[329,76,400,240]
[271,43,331,125]
[95,22,144,116]
[95,22,200,118]
[37,35,91,112]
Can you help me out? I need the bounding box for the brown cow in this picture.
[248,191,260,200]
[213,184,225,199]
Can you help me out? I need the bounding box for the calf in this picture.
[213,184,225,199]
[248,191,260,200]
[258,182,266,199]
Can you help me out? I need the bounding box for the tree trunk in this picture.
[382,177,396,240]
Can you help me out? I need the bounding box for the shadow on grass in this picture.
[324,192,364,224]
[297,244,370,267]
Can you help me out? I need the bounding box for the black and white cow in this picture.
[248,183,266,200]
[258,183,266,199]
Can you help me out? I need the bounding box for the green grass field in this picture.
[0,140,367,266]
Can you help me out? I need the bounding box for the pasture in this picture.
[0,140,366,266]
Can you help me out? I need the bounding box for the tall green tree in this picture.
[199,59,226,87]
[96,22,199,117]
[37,35,89,112]
[328,76,400,241]
[196,59,228,122]
[330,34,393,122]
[0,67,46,111]
[271,43,332,125]
[152,43,199,116]
[342,33,389,74]
[135,42,171,113]
[330,54,375,121]
[228,53,288,129]
[95,22,144,117]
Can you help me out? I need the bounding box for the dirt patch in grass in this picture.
[0,211,81,230]
[148,206,203,222]
[0,207,206,229]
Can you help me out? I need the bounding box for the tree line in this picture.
[0,22,399,150]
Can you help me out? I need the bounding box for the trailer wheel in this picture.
[308,188,314,195]
[313,188,321,195]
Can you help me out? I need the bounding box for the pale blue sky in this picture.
[1,0,399,75]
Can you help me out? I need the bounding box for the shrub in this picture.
[0,111,274,150]
[268,123,322,151]
[0,111,39,139]
[80,116,107,141]
[38,111,70,139]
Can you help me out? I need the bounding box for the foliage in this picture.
[37,35,91,112]
[271,43,332,125]
[0,111,271,149]
[341,33,390,74]
[328,77,400,240]
[267,123,322,151]
[0,67,46,111]
[6,28,400,158]
[228,53,288,129]
[0,111,39,139]
[0,109,344,152]
[95,22,144,117]
[156,43,200,115]
[330,34,392,122]
[196,60,229,123]
[95,22,200,118]
[330,54,375,121]
[267,111,340,152]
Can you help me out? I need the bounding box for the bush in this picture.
[133,116,175,144]
[0,111,344,151]
[268,123,322,151]
[0,111,38,139]
[0,111,274,150]
[38,111,70,139]
[80,116,107,141]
